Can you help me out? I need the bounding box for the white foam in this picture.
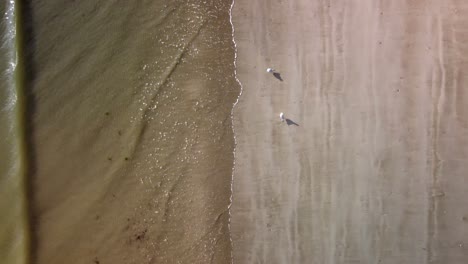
[228,0,243,263]
[1,0,18,128]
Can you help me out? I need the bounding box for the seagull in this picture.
[279,112,285,122]
[266,68,274,73]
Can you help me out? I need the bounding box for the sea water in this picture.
[1,0,239,263]
[0,0,29,264]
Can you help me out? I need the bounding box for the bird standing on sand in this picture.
[267,67,283,81]
[279,112,285,122]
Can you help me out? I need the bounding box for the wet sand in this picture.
[28,1,238,263]
[231,0,468,263]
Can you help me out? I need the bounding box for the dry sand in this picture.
[231,0,468,263]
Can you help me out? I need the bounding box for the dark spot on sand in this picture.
[125,157,129,161]
[135,229,148,241]
[93,257,100,264]
[107,157,112,161]
[105,112,110,116]
[118,130,122,136]
[95,215,100,220]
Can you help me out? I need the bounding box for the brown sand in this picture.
[231,0,468,263]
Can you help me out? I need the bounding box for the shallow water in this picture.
[1,0,239,263]
[0,0,29,263]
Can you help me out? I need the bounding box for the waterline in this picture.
[228,0,244,263]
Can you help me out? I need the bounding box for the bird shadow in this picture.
[286,119,299,126]
[273,72,283,81]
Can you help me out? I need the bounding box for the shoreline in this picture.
[228,0,244,262]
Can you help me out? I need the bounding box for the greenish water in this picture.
[0,0,29,263]
[1,0,239,263]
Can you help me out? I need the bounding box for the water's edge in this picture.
[228,0,243,263]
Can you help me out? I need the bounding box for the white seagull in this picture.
[279,112,285,122]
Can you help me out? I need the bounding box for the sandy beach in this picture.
[4,0,468,263]
[231,0,468,263]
